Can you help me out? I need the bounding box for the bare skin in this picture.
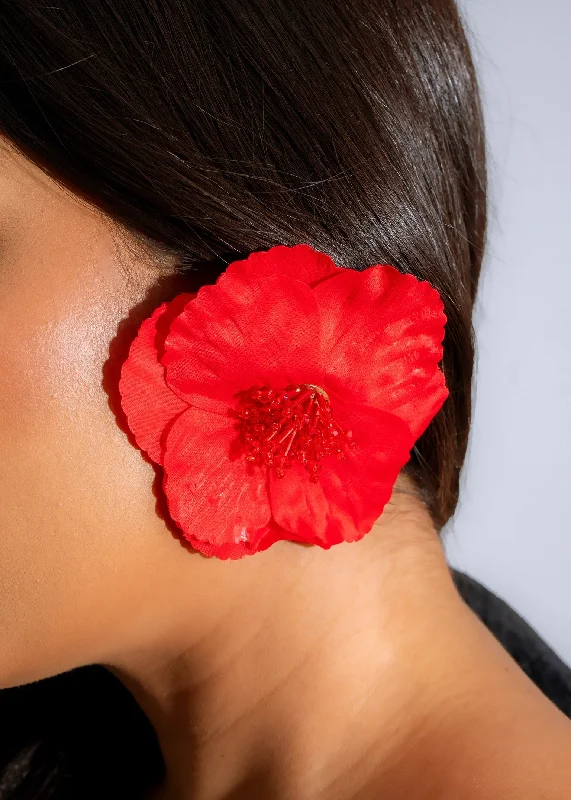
[1,138,570,799]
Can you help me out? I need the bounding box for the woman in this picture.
[0,1,570,798]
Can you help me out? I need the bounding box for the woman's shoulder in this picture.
[452,569,571,719]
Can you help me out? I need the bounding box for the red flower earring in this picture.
[119,244,448,559]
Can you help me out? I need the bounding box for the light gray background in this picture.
[445,1,571,664]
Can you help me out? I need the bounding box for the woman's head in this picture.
[0,0,486,687]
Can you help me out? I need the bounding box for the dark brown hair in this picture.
[0,0,486,795]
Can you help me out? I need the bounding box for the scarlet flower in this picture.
[119,244,448,559]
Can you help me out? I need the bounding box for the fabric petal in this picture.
[269,397,414,547]
[184,518,287,560]
[162,406,275,559]
[119,296,194,464]
[162,271,322,414]
[313,265,448,440]
[225,243,343,289]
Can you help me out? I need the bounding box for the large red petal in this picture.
[313,265,448,440]
[162,406,275,559]
[119,296,193,464]
[269,398,414,547]
[162,271,322,414]
[225,244,342,288]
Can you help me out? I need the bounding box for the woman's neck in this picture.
[106,482,571,799]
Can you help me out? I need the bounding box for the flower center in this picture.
[234,383,356,483]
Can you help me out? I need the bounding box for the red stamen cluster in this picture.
[234,383,356,483]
